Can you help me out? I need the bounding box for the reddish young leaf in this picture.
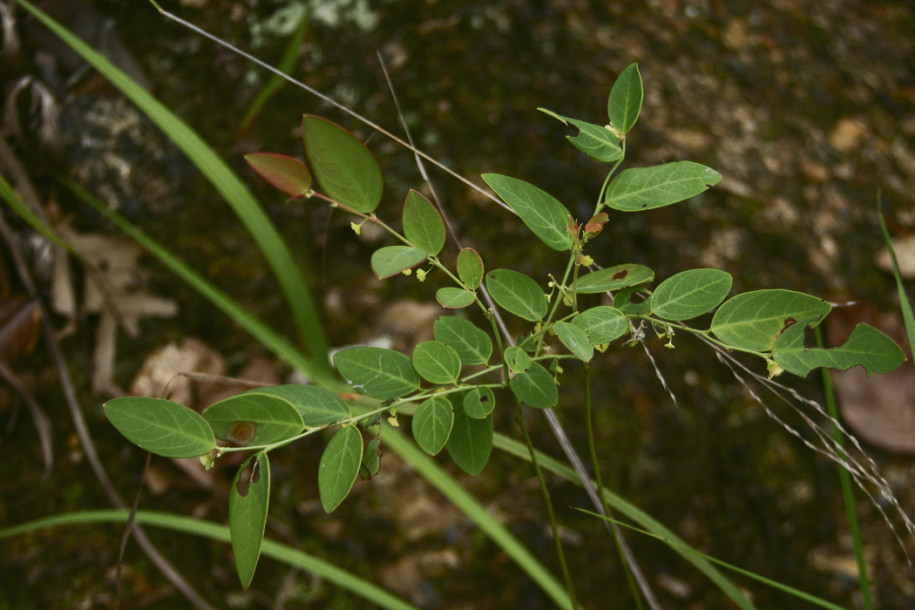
[244,152,312,197]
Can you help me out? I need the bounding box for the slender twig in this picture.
[0,358,53,477]
[0,209,215,610]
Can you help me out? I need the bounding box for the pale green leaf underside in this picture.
[554,321,594,361]
[481,173,572,251]
[538,108,623,162]
[246,385,349,427]
[446,401,493,475]
[412,340,462,385]
[412,396,453,455]
[229,452,270,589]
[650,268,733,321]
[334,346,420,400]
[103,397,215,458]
[371,245,427,279]
[773,322,905,377]
[509,361,558,408]
[576,264,654,294]
[202,393,304,446]
[433,316,493,365]
[604,162,721,211]
[436,287,475,309]
[607,63,643,134]
[486,268,548,322]
[403,189,445,256]
[505,345,533,373]
[319,426,363,513]
[302,115,382,213]
[571,306,629,345]
[710,289,832,352]
[457,247,484,290]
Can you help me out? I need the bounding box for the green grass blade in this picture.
[0,509,416,610]
[878,197,915,359]
[58,177,340,389]
[14,0,332,376]
[493,432,755,609]
[574,509,846,610]
[383,426,573,609]
[238,6,310,133]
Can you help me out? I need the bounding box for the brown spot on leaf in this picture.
[613,269,629,280]
[227,420,257,446]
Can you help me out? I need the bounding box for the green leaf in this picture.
[571,306,629,345]
[575,264,654,294]
[650,268,733,321]
[318,426,363,513]
[412,396,453,455]
[773,322,905,377]
[433,316,493,365]
[607,63,643,134]
[485,269,548,322]
[229,451,270,589]
[202,393,304,446]
[402,189,445,256]
[509,361,558,408]
[334,346,420,400]
[505,345,533,373]
[463,387,496,419]
[103,397,216,458]
[302,115,383,213]
[457,247,484,290]
[412,340,462,385]
[446,399,493,475]
[244,153,312,197]
[436,287,475,309]
[481,174,572,251]
[245,385,349,427]
[554,321,594,362]
[710,289,832,352]
[538,109,623,162]
[604,162,721,211]
[360,434,381,479]
[370,246,427,280]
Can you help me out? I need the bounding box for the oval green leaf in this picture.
[571,306,629,345]
[463,386,496,419]
[433,316,493,365]
[710,289,832,352]
[576,264,654,294]
[412,396,453,455]
[509,361,558,408]
[457,247,484,290]
[334,346,420,400]
[229,451,270,590]
[538,108,623,162]
[436,287,475,309]
[244,153,312,197]
[607,63,643,134]
[318,426,363,513]
[651,268,733,321]
[446,398,493,475]
[481,173,572,251]
[604,162,721,212]
[103,397,216,458]
[245,385,348,427]
[370,245,427,280]
[504,345,533,374]
[412,340,462,385]
[402,189,445,256]
[485,268,548,322]
[302,115,382,213]
[202,393,304,446]
[554,321,594,362]
[773,322,905,377]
